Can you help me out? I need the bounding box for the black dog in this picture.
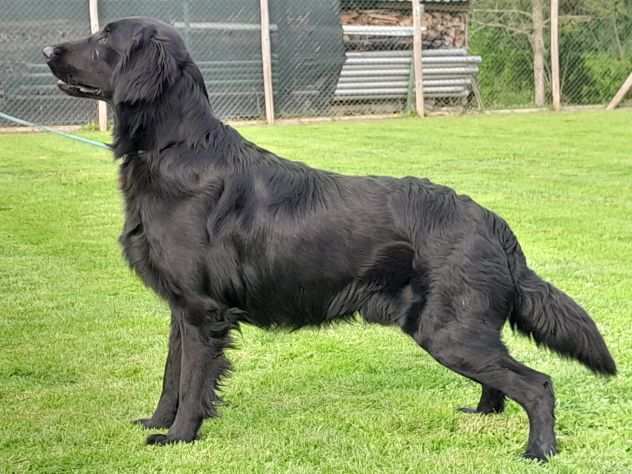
[44,17,616,461]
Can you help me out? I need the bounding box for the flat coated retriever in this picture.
[44,17,616,461]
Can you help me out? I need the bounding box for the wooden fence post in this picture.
[550,0,561,111]
[260,0,275,124]
[532,0,545,107]
[607,72,632,110]
[412,0,425,117]
[88,0,108,131]
[182,1,191,47]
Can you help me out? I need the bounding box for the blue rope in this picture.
[0,111,110,150]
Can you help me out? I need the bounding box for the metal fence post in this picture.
[412,0,425,117]
[259,0,275,124]
[88,0,108,131]
[550,0,561,111]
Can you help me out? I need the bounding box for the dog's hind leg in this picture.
[458,385,505,414]
[412,308,556,461]
[134,306,182,429]
[146,303,232,445]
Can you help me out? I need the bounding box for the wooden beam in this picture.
[550,0,561,111]
[464,11,469,49]
[607,72,632,110]
[259,0,275,124]
[182,1,191,47]
[532,0,545,107]
[89,0,108,131]
[411,0,425,117]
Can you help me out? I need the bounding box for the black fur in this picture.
[44,17,616,461]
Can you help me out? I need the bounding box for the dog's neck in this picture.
[111,64,222,158]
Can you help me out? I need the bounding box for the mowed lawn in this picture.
[1,110,631,473]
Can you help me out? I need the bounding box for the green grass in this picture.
[1,110,631,473]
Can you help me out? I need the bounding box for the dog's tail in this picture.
[490,213,617,376]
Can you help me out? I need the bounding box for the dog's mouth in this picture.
[57,79,106,100]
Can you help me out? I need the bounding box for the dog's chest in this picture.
[119,185,203,299]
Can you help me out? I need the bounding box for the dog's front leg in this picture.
[134,306,182,429]
[146,304,232,445]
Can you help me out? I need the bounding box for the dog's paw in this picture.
[132,417,172,430]
[146,434,177,445]
[457,406,503,415]
[522,446,556,463]
[146,433,196,446]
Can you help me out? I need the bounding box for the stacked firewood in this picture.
[341,9,466,50]
[424,12,466,48]
[341,10,413,26]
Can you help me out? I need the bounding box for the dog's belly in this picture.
[238,273,364,328]
[232,225,419,329]
[238,270,422,330]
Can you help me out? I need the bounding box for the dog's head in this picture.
[44,17,185,105]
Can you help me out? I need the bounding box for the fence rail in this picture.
[0,0,630,128]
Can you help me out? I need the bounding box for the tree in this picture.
[470,0,549,106]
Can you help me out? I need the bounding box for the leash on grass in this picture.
[0,111,110,150]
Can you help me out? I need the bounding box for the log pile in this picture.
[341,10,413,26]
[341,9,466,50]
[425,12,466,48]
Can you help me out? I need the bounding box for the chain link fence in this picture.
[100,0,266,120]
[0,0,96,126]
[469,0,632,110]
[559,0,632,106]
[335,1,477,116]
[1,0,630,127]
[469,1,543,109]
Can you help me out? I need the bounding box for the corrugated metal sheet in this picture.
[335,49,480,100]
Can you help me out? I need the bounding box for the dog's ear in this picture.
[113,25,178,104]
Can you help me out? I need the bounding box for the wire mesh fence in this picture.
[0,0,630,127]
[469,0,544,109]
[335,1,477,116]
[0,0,96,126]
[100,0,266,120]
[469,0,632,110]
[559,0,632,106]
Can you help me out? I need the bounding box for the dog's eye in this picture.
[98,26,111,43]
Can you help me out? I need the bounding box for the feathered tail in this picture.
[492,214,617,376]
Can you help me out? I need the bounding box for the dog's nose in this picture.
[42,46,57,59]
